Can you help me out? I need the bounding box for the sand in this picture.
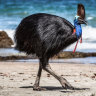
[0,61,96,96]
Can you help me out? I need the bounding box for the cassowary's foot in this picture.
[33,85,46,91]
[59,77,74,90]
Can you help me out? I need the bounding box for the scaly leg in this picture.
[43,63,74,89]
[33,59,46,91]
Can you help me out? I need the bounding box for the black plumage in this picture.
[15,13,77,58]
[14,4,86,90]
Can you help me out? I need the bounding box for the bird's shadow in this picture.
[61,87,90,93]
[20,86,90,92]
[20,86,63,91]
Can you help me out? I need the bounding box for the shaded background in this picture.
[0,0,96,52]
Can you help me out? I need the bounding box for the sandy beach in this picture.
[0,0,96,96]
[0,62,96,96]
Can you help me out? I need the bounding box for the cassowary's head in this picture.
[77,4,87,25]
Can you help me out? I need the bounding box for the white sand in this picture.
[0,62,96,96]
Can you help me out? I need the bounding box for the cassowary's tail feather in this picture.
[14,23,36,54]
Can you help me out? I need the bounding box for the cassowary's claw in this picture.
[64,84,74,90]
[59,77,74,90]
[33,86,47,91]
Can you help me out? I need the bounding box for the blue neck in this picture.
[74,19,82,39]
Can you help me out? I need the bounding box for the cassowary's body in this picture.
[15,13,81,91]
[15,13,77,59]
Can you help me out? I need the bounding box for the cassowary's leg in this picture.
[33,59,46,91]
[42,59,74,89]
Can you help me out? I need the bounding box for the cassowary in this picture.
[15,4,87,90]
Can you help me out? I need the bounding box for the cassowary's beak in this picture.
[78,18,87,25]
